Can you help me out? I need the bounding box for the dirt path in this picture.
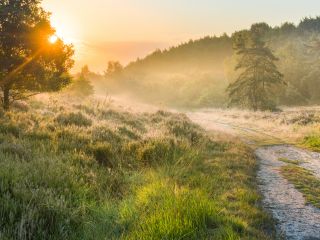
[188,111,320,240]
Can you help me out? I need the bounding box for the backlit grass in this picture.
[0,97,274,239]
[303,135,320,152]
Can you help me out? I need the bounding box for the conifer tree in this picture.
[227,27,285,111]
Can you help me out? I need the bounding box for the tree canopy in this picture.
[0,0,74,109]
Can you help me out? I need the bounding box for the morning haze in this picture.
[2,1,320,239]
[43,0,320,71]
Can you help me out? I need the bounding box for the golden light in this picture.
[49,17,76,45]
[48,35,58,44]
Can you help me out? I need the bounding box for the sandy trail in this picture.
[188,111,320,240]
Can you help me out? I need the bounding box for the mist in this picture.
[71,18,320,110]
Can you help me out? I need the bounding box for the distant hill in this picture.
[126,35,233,73]
[95,17,320,108]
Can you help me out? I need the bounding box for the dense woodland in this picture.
[91,17,320,109]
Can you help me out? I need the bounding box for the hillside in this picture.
[96,17,320,108]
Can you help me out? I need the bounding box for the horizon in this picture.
[42,0,320,73]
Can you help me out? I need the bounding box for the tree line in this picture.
[1,0,320,111]
[98,17,320,110]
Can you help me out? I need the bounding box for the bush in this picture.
[91,126,122,144]
[89,143,115,168]
[55,112,92,127]
[166,115,204,144]
[136,139,175,166]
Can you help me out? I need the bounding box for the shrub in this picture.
[55,112,92,127]
[166,115,204,144]
[91,126,122,144]
[287,113,320,126]
[89,143,115,167]
[136,139,175,166]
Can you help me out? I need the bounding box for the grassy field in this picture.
[190,107,320,147]
[0,96,273,239]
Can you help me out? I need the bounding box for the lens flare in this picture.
[48,35,58,44]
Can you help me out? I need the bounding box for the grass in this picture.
[278,158,301,165]
[190,107,320,145]
[303,135,320,152]
[281,165,320,209]
[0,97,274,239]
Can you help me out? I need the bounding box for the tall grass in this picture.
[0,97,274,239]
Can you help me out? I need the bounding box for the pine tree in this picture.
[227,28,285,111]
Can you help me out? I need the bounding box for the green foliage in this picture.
[0,0,74,110]
[89,143,115,167]
[303,135,320,151]
[0,99,274,239]
[90,17,320,108]
[96,35,232,108]
[227,27,285,111]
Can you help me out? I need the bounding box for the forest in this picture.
[91,17,320,109]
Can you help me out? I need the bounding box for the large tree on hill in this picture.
[227,26,285,111]
[0,0,74,110]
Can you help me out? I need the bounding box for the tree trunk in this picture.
[3,87,10,111]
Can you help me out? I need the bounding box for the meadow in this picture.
[189,107,320,148]
[0,96,274,240]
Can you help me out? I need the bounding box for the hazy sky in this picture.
[42,0,320,72]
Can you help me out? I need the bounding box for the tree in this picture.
[68,65,94,98]
[227,28,285,111]
[0,0,74,110]
[104,61,123,77]
[301,35,320,103]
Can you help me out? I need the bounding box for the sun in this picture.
[48,35,58,44]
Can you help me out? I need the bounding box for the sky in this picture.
[42,0,320,72]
